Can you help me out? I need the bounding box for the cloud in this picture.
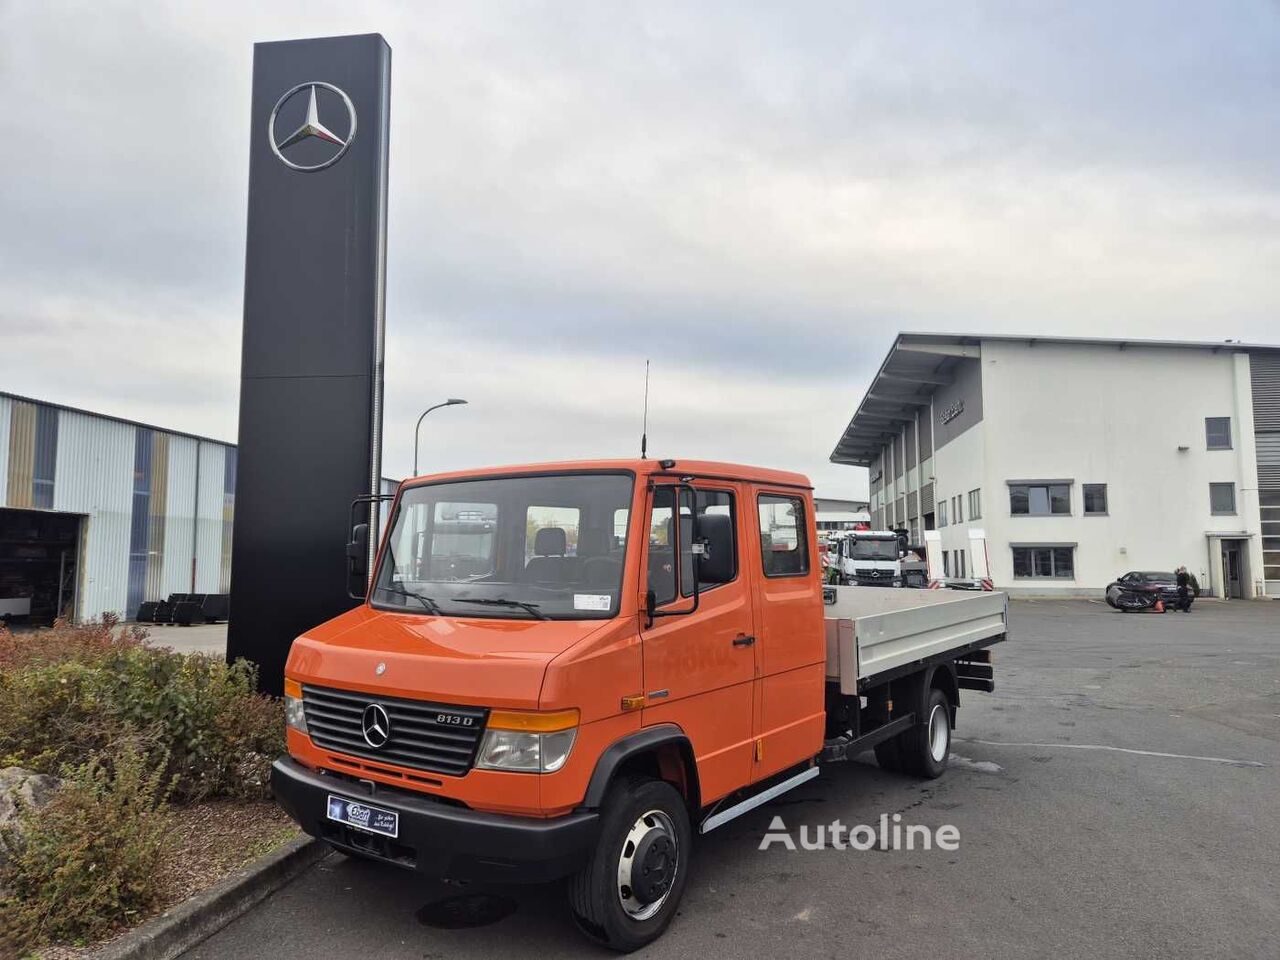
[2,0,1279,503]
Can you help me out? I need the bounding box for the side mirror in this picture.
[696,513,735,584]
[347,522,369,599]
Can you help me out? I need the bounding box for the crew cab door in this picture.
[748,488,826,782]
[639,482,756,805]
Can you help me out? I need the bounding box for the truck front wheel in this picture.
[568,775,692,952]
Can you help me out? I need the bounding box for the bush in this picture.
[0,621,283,802]
[0,614,145,671]
[0,744,171,952]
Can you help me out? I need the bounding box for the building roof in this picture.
[830,332,1280,468]
[1,389,236,448]
[814,496,867,508]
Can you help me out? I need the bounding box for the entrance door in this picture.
[640,483,757,805]
[0,508,83,625]
[1222,542,1244,599]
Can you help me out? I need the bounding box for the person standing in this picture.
[1175,566,1199,613]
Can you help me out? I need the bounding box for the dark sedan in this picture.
[1105,571,1180,608]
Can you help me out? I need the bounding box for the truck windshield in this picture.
[849,539,899,561]
[371,472,634,620]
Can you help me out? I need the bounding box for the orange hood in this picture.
[284,604,610,709]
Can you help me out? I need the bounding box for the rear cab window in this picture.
[757,493,810,578]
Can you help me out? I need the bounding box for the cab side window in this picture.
[648,487,739,607]
[758,494,809,577]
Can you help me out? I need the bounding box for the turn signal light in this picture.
[487,708,580,733]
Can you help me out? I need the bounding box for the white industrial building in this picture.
[0,391,237,623]
[832,334,1280,599]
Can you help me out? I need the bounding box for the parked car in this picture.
[1105,571,1179,608]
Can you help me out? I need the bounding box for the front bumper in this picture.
[271,757,599,884]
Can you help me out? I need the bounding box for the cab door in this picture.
[747,488,827,782]
[639,482,757,805]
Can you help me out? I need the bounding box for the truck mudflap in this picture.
[271,757,600,884]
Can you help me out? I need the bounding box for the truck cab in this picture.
[273,459,827,949]
[830,529,909,586]
[271,458,1005,951]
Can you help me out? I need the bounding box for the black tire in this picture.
[568,775,692,952]
[901,688,951,779]
[874,736,904,773]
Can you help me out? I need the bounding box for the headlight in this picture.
[475,709,579,773]
[284,678,308,734]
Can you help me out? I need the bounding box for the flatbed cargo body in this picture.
[823,586,1008,694]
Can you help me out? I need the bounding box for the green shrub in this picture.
[0,622,283,802]
[0,744,171,952]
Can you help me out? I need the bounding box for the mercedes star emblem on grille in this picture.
[361,702,391,748]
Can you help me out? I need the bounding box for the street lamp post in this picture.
[413,399,467,476]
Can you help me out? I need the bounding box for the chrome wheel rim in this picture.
[928,702,949,762]
[616,809,679,921]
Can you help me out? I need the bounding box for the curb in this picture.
[90,836,329,960]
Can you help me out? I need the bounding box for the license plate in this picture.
[326,794,399,838]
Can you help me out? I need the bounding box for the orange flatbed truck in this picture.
[272,458,1008,950]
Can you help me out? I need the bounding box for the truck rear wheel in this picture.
[902,688,951,779]
[568,775,692,952]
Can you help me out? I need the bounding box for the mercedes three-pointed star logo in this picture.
[361,702,391,748]
[268,81,357,172]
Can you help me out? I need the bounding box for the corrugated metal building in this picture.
[0,391,236,623]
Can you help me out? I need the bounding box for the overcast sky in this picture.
[2,1,1278,498]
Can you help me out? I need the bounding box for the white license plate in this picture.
[326,794,399,838]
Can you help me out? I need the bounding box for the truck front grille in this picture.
[301,684,488,777]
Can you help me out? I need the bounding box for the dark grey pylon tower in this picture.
[228,34,391,694]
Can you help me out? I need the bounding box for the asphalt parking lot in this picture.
[186,599,1280,960]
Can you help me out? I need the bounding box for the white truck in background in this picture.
[825,529,926,587]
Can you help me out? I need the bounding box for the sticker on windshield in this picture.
[573,594,612,611]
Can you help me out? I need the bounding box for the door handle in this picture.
[732,634,756,647]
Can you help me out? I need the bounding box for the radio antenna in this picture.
[640,359,651,459]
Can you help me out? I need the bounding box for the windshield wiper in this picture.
[454,597,549,620]
[375,583,443,615]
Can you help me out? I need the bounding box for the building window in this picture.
[1209,482,1236,516]
[954,495,963,524]
[942,551,950,577]
[1083,483,1108,515]
[967,488,982,520]
[1205,417,1232,450]
[1262,492,1280,583]
[1012,546,1075,579]
[957,549,967,578]
[1010,483,1071,516]
[937,500,948,527]
[32,404,59,509]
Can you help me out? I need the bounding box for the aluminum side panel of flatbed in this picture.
[824,587,1008,694]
